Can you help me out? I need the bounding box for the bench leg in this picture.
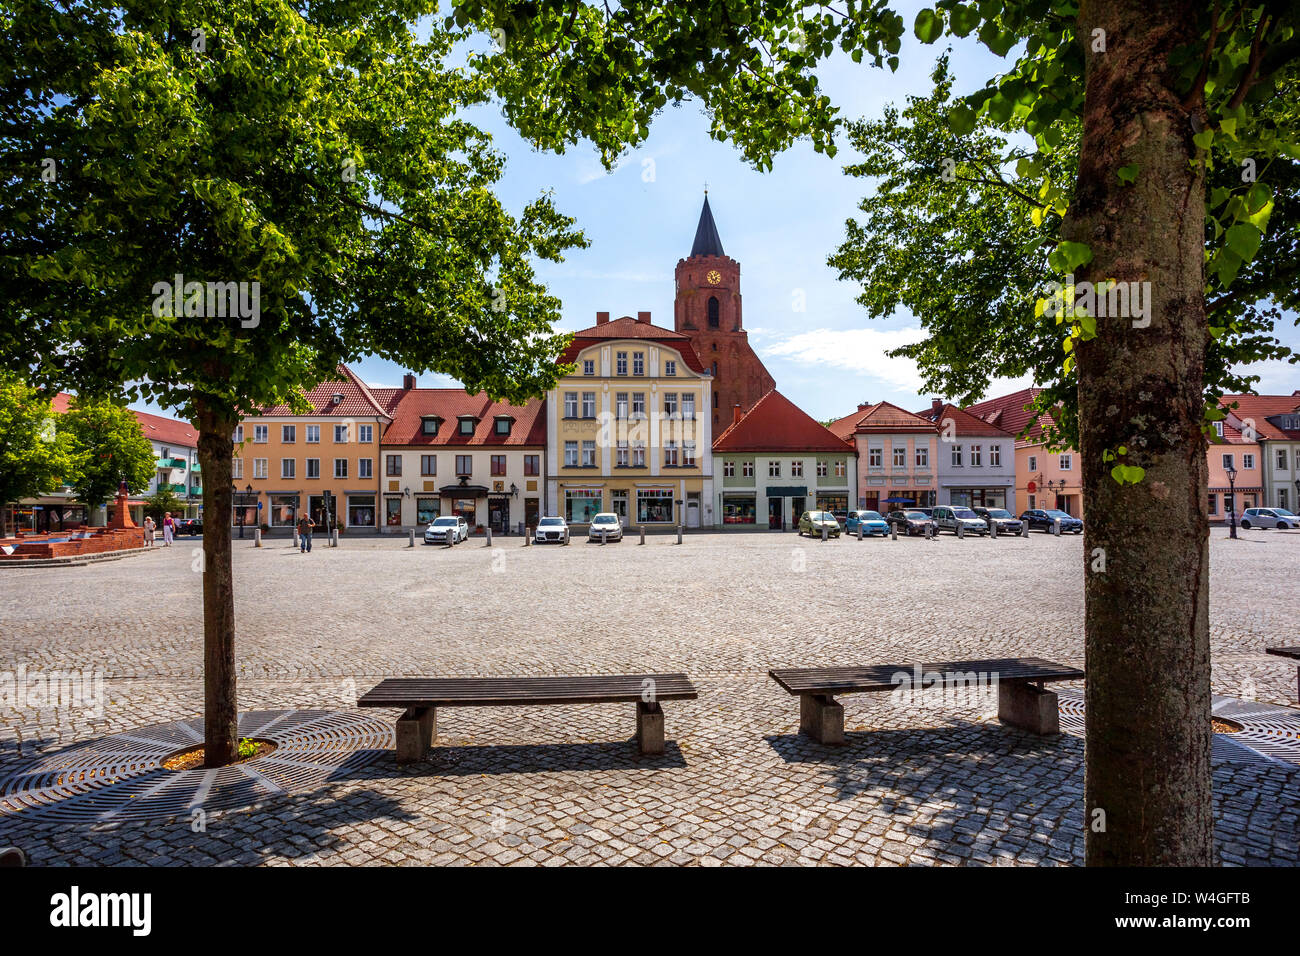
[395,706,436,764]
[997,682,1059,735]
[799,694,845,745]
[636,701,665,755]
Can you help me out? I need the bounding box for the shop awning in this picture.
[438,484,490,498]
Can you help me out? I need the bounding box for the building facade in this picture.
[135,407,202,520]
[714,390,855,529]
[1205,418,1264,520]
[966,388,1084,517]
[546,313,715,529]
[672,195,775,430]
[237,365,390,533]
[1222,392,1300,514]
[915,401,1018,511]
[828,402,939,512]
[380,379,545,534]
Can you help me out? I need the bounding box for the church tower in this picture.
[674,194,775,428]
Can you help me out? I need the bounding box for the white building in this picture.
[916,401,1019,512]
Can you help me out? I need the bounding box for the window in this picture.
[632,352,644,375]
[387,455,402,476]
[952,445,963,467]
[1059,454,1072,470]
[970,445,982,467]
[616,393,629,419]
[565,489,602,523]
[835,460,846,478]
[564,392,578,418]
[270,494,299,528]
[723,460,735,478]
[491,455,507,476]
[1243,454,1255,469]
[1279,489,1289,511]
[990,445,1001,467]
[347,495,375,528]
[581,392,596,419]
[915,446,928,469]
[682,394,695,420]
[524,455,539,476]
[581,440,596,467]
[281,458,295,479]
[742,461,755,478]
[893,446,907,468]
[1028,455,1038,471]
[1222,453,1234,469]
[232,458,243,479]
[1278,449,1289,470]
[306,458,320,479]
[334,459,347,479]
[616,442,630,467]
[254,424,268,443]
[637,488,674,523]
[616,351,628,375]
[494,418,511,435]
[683,442,696,467]
[869,447,882,468]
[421,417,439,436]
[1208,494,1218,515]
[282,425,296,443]
[792,461,804,478]
[664,442,680,467]
[1214,421,1224,437]
[564,441,578,467]
[665,360,676,376]
[707,296,720,328]
[359,425,373,443]
[456,455,472,476]
[358,458,372,479]
[416,498,439,524]
[334,424,348,442]
[421,455,437,476]
[457,418,474,435]
[632,442,646,467]
[631,393,646,418]
[664,393,678,416]
[813,461,825,478]
[306,425,320,444]
[232,425,244,443]
[583,359,595,376]
[254,458,268,479]
[769,460,781,478]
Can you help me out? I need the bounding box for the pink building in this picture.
[1205,418,1263,522]
[828,402,939,511]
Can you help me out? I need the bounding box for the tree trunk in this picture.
[195,400,239,768]
[1069,0,1213,864]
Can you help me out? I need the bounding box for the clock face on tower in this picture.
[706,269,721,285]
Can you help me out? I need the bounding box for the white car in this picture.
[588,513,623,542]
[533,515,568,543]
[424,514,468,544]
[1240,507,1300,530]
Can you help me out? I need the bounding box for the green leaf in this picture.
[1048,240,1093,273]
[1224,223,1262,262]
[1116,164,1139,185]
[947,103,977,136]
[949,4,980,38]
[914,9,944,44]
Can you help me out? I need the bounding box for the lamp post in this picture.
[1226,462,1237,539]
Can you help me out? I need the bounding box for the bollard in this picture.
[857,524,863,541]
[991,521,998,539]
[294,531,300,549]
[254,527,262,548]
[446,527,454,547]
[1053,518,1061,537]
[676,525,683,545]
[485,527,492,547]
[1021,521,1029,538]
[331,529,339,547]
[563,527,570,546]
[957,521,965,540]
[640,525,646,546]
[890,523,897,541]
[925,522,934,540]
[821,525,827,542]
[408,529,415,547]
[601,529,607,545]
[524,526,531,546]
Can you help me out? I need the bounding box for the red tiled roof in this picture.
[257,364,392,419]
[382,390,545,447]
[963,387,1062,446]
[826,401,937,440]
[559,316,707,373]
[714,389,855,453]
[913,401,1014,438]
[1220,392,1300,441]
[50,392,198,447]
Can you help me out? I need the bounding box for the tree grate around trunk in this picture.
[0,710,392,823]
[1056,689,1300,767]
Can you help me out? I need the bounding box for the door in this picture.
[686,495,700,529]
[768,497,783,530]
[488,497,509,534]
[524,498,539,530]
[791,497,805,530]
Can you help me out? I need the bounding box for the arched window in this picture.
[707,296,720,328]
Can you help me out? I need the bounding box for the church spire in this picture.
[690,193,725,258]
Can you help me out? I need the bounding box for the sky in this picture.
[133,5,1298,423]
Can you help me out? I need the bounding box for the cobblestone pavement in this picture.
[1,530,1297,865]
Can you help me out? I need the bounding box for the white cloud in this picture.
[759,326,930,392]
[1232,358,1300,395]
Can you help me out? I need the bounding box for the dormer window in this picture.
[494,415,514,436]
[420,415,441,436]
[457,415,478,436]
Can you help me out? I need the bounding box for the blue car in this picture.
[846,510,889,536]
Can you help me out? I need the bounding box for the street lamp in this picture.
[1226,462,1237,539]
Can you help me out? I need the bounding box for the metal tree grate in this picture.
[1056,689,1300,767]
[0,710,392,823]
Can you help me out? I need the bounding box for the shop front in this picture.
[947,487,1008,509]
[723,493,757,525]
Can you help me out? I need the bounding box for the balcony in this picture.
[190,485,203,496]
[167,483,187,494]
[156,458,187,470]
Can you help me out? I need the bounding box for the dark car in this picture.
[973,507,1023,535]
[175,517,203,536]
[1020,508,1083,534]
[886,509,936,536]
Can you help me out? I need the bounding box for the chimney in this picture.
[637,311,651,324]
[403,372,416,390]
[596,311,610,325]
[931,398,942,415]
[858,402,871,411]
[732,404,743,426]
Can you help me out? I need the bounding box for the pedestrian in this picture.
[143,515,155,547]
[162,511,174,547]
[296,513,315,553]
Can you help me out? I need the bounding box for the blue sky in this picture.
[135,7,1298,423]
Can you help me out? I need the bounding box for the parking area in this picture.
[1,530,1297,865]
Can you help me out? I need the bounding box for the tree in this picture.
[0,374,78,537]
[62,397,156,522]
[144,486,185,523]
[4,2,584,766]
[451,0,1299,863]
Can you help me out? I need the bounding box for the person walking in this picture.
[143,515,156,547]
[162,512,174,547]
[296,513,315,553]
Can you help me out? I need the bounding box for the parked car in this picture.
[931,505,990,536]
[845,510,889,536]
[798,511,841,537]
[175,517,203,536]
[1020,509,1083,533]
[587,512,624,541]
[1240,507,1300,530]
[973,507,1023,535]
[424,514,469,544]
[886,510,936,536]
[830,510,849,525]
[533,515,568,543]
[913,507,935,517]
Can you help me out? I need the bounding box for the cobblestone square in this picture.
[2,530,1297,865]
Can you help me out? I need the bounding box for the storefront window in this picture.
[416,498,439,524]
[452,498,477,523]
[565,489,602,523]
[816,495,848,514]
[723,497,757,524]
[347,495,375,528]
[270,494,299,527]
[611,490,628,520]
[637,489,674,523]
[385,497,403,525]
[308,495,337,531]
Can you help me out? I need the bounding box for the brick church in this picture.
[674,195,776,428]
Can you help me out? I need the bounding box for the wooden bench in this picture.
[769,657,1084,744]
[358,674,698,763]
[1265,647,1300,701]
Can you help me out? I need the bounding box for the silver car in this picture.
[587,513,623,542]
[533,515,568,543]
[1240,507,1300,530]
[932,505,990,536]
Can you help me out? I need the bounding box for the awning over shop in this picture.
[438,484,490,498]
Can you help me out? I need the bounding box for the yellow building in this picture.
[546,312,715,529]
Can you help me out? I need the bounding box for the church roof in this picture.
[690,194,725,258]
